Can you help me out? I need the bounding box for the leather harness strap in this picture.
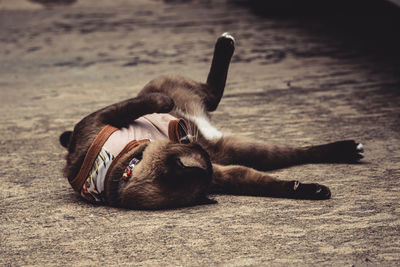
[69,118,186,194]
[104,138,149,185]
[69,125,118,192]
[103,139,150,205]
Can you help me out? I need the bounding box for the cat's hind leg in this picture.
[203,136,364,171]
[211,164,331,200]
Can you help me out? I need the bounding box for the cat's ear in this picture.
[59,131,72,148]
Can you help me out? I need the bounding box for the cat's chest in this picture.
[103,113,175,157]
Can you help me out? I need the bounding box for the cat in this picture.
[59,33,364,210]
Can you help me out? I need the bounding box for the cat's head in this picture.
[106,139,215,209]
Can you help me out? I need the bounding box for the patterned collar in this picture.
[118,157,141,190]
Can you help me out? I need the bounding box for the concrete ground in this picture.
[1,0,399,265]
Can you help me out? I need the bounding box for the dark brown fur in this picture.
[60,33,364,209]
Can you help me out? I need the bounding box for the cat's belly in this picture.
[191,116,223,140]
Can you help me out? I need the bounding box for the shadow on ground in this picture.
[0,0,399,266]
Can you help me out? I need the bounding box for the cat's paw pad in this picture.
[291,181,331,200]
[221,32,235,43]
[356,143,364,159]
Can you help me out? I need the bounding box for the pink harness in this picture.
[103,113,175,157]
[69,113,189,204]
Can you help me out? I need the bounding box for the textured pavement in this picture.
[1,0,400,265]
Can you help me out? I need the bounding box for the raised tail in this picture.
[205,32,235,111]
[59,131,72,148]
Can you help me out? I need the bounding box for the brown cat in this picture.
[59,33,364,210]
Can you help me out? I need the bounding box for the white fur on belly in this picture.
[192,116,223,140]
[174,107,223,140]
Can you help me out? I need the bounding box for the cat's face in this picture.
[117,140,214,209]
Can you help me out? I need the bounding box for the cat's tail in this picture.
[59,131,72,149]
[205,32,235,111]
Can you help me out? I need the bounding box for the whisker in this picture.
[195,124,199,142]
[188,123,194,143]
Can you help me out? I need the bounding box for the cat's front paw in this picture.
[289,181,331,200]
